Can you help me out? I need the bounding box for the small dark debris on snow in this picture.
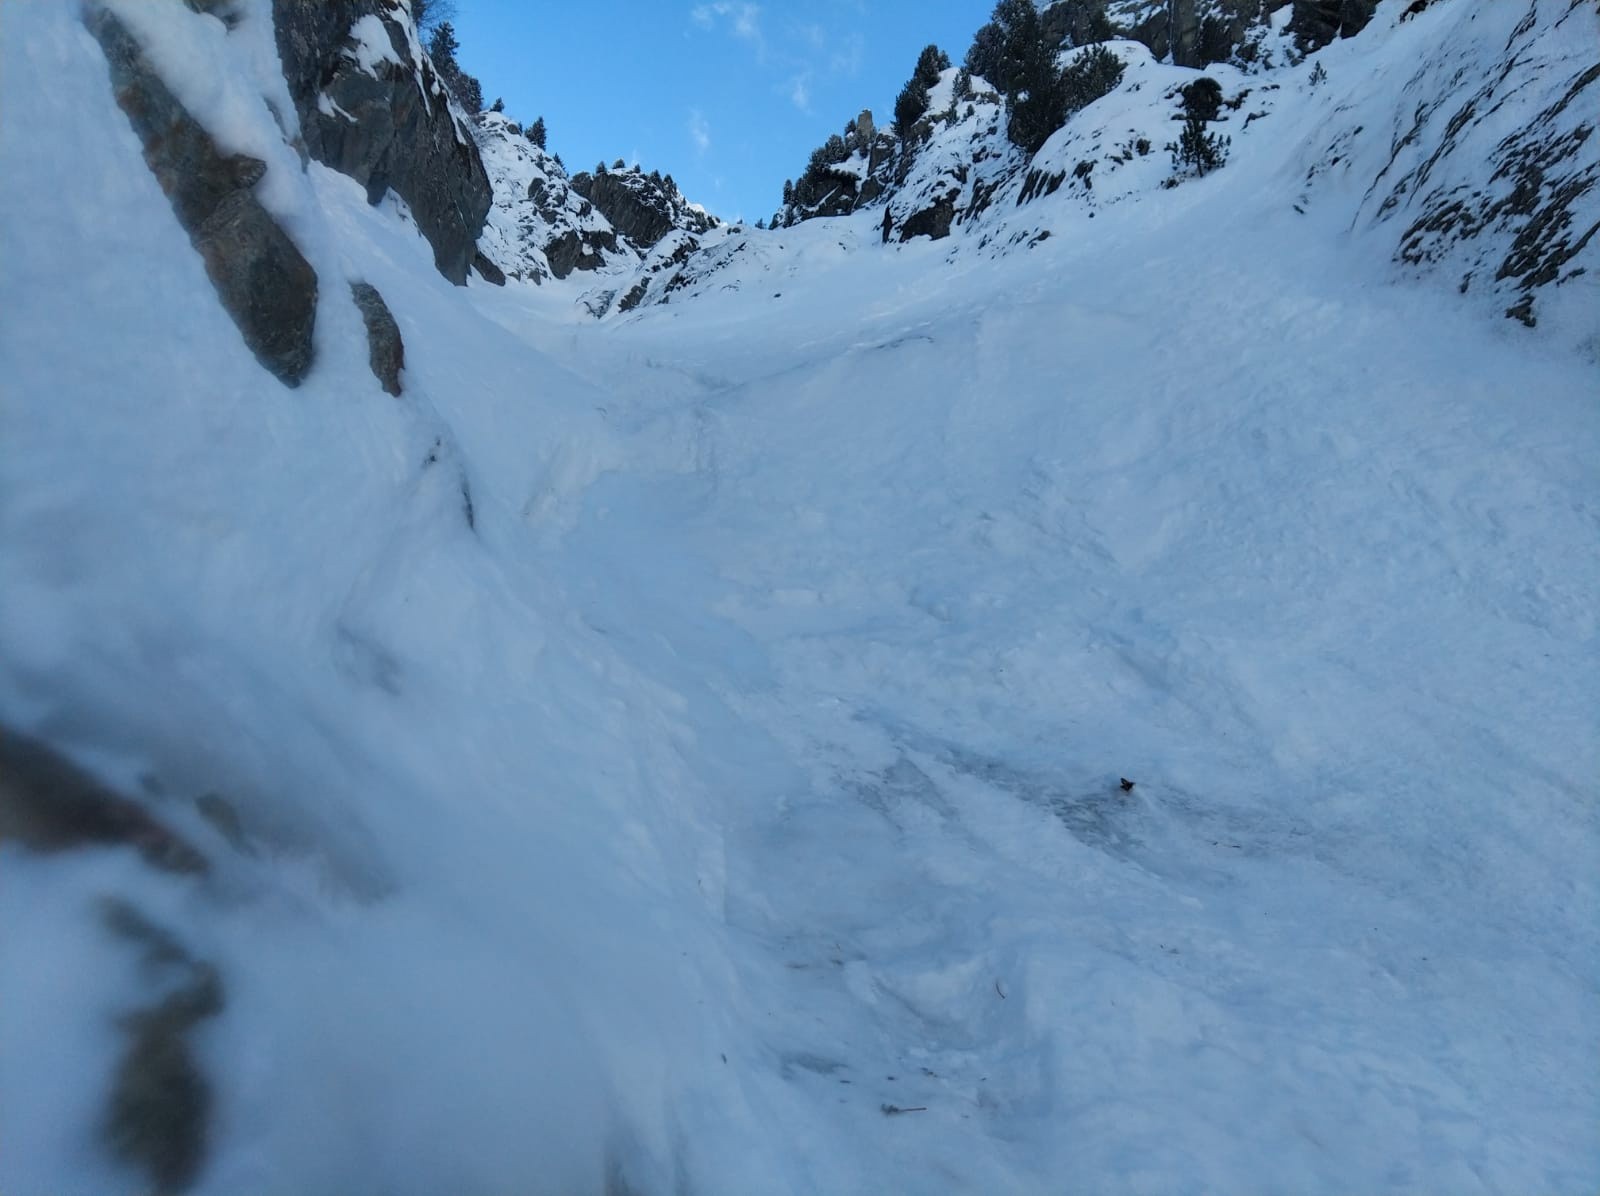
[881,1104,928,1116]
[1119,777,1135,792]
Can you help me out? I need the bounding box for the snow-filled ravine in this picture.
[2,2,1597,1194]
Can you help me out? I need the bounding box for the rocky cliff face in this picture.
[1287,0,1379,51]
[272,0,492,284]
[471,113,635,283]
[1098,0,1371,68]
[471,114,723,285]
[569,167,718,251]
[86,3,318,387]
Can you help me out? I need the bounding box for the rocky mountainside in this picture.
[472,113,722,287]
[589,0,1595,341]
[161,0,1590,344]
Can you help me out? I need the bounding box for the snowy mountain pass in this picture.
[1,0,1597,1192]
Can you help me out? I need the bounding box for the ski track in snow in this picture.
[1,1,1598,1193]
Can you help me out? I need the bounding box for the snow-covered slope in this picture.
[1,0,1597,1194]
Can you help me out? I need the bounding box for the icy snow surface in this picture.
[1,1,1597,1193]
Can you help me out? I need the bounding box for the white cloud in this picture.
[688,109,711,155]
[787,72,812,112]
[690,2,763,52]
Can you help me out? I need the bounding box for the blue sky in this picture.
[448,1,994,221]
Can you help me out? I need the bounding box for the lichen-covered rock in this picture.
[349,281,404,394]
[272,0,492,285]
[86,5,317,386]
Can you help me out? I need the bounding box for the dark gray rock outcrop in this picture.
[544,227,622,279]
[272,0,492,284]
[898,192,958,242]
[1168,0,1202,66]
[87,6,317,387]
[1104,0,1271,68]
[471,249,506,285]
[1041,0,1117,49]
[781,110,901,227]
[569,167,718,251]
[1289,0,1377,51]
[349,281,404,394]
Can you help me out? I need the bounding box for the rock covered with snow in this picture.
[570,165,719,251]
[470,112,636,283]
[780,108,903,225]
[273,0,491,284]
[1302,0,1599,334]
[472,113,723,285]
[1099,0,1374,66]
[86,3,318,386]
